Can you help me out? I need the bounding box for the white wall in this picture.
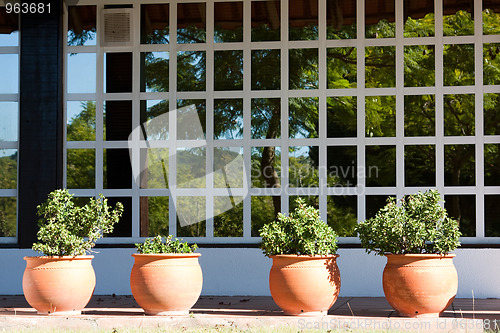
[1,248,498,298]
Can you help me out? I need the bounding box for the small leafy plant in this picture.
[259,197,338,257]
[135,235,198,254]
[355,189,461,256]
[33,189,124,256]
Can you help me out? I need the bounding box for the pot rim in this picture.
[23,255,95,260]
[132,252,201,258]
[270,254,339,259]
[384,253,456,258]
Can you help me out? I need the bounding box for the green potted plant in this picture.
[23,189,123,315]
[130,235,202,316]
[355,189,461,318]
[259,197,340,316]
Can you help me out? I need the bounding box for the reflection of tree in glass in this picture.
[327,47,357,89]
[214,99,243,139]
[327,196,357,237]
[289,147,319,188]
[142,53,168,92]
[214,198,243,237]
[146,197,169,237]
[0,198,16,237]
[67,101,96,141]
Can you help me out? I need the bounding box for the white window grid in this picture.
[0,16,19,244]
[64,0,500,244]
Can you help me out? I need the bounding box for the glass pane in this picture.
[251,146,281,188]
[327,0,356,39]
[252,0,280,42]
[365,47,395,88]
[214,99,243,139]
[214,147,244,188]
[251,196,279,237]
[177,148,206,188]
[141,52,169,92]
[365,0,395,38]
[403,0,434,37]
[289,48,318,89]
[104,101,132,141]
[0,102,18,141]
[365,96,396,137]
[404,95,435,136]
[444,94,475,136]
[214,50,243,91]
[252,49,280,90]
[444,144,475,186]
[327,196,357,237]
[251,98,280,139]
[140,148,169,189]
[177,3,206,44]
[327,47,357,89]
[445,195,475,237]
[443,0,474,36]
[0,197,16,237]
[0,7,18,46]
[140,100,169,140]
[0,54,18,94]
[177,100,206,140]
[326,146,357,187]
[404,46,435,87]
[485,144,500,186]
[484,93,500,135]
[214,2,243,43]
[0,149,16,189]
[483,1,500,35]
[405,145,435,186]
[289,97,318,139]
[443,44,474,86]
[104,149,132,189]
[176,196,205,237]
[108,197,132,237]
[67,149,95,189]
[327,96,357,137]
[289,0,318,40]
[214,196,243,237]
[366,195,393,219]
[67,101,95,141]
[484,43,500,85]
[177,51,206,91]
[68,5,96,46]
[485,195,500,237]
[105,53,132,93]
[366,146,396,187]
[141,196,169,237]
[67,54,95,94]
[289,146,318,188]
[141,4,169,44]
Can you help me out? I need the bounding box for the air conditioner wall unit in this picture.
[101,8,133,46]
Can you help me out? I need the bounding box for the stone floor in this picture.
[0,295,499,331]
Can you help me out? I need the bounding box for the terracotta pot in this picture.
[22,256,96,315]
[130,253,203,316]
[383,254,458,318]
[269,254,340,316]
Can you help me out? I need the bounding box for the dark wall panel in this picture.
[18,1,64,247]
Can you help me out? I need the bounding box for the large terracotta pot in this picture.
[383,254,458,318]
[269,254,340,316]
[130,253,203,316]
[22,256,96,315]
